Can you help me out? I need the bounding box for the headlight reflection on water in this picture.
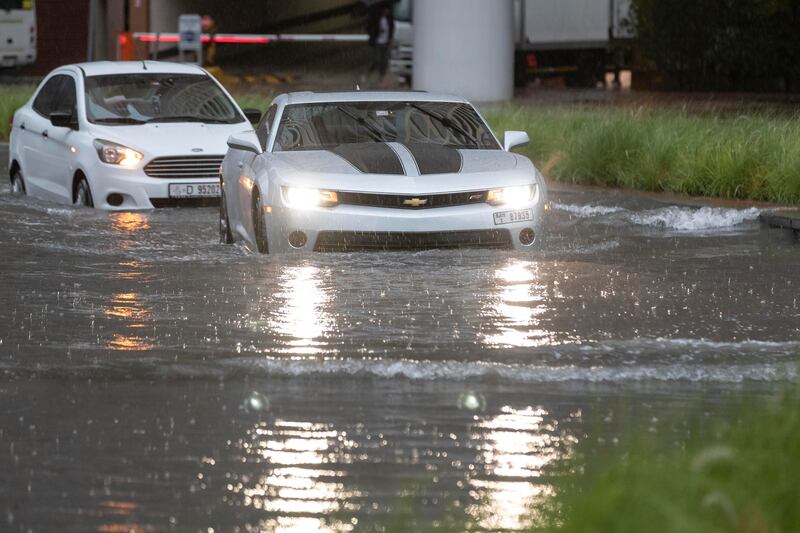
[265,264,334,355]
[481,260,553,348]
[103,291,154,351]
[469,406,567,530]
[223,420,359,532]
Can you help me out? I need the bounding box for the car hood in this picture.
[267,142,537,194]
[90,122,252,159]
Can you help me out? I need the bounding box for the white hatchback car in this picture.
[8,61,259,210]
[220,91,547,253]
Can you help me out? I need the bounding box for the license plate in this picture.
[493,208,533,225]
[168,183,220,198]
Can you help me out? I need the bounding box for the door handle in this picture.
[237,162,244,168]
[41,130,48,138]
[19,123,25,130]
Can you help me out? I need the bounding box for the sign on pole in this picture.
[178,14,203,64]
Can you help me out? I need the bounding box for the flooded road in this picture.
[1,154,798,530]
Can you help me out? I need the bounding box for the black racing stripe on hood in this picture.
[330,143,405,175]
[402,143,463,175]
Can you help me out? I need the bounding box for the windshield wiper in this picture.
[147,115,232,124]
[335,105,386,142]
[93,117,146,125]
[408,103,480,147]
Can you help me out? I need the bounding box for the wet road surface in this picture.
[1,148,799,531]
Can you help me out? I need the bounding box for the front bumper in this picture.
[264,201,545,253]
[88,168,219,210]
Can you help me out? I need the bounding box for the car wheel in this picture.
[252,189,269,254]
[219,185,234,244]
[74,176,94,208]
[10,170,26,195]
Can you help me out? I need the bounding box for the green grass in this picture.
[486,106,800,203]
[539,390,800,533]
[0,84,35,140]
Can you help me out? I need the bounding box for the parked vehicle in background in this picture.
[0,0,36,69]
[390,0,633,87]
[8,61,260,210]
[220,91,547,254]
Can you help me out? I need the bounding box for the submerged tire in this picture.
[74,176,94,208]
[219,185,234,244]
[11,170,26,195]
[252,189,269,254]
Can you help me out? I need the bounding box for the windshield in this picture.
[274,101,499,151]
[84,73,245,125]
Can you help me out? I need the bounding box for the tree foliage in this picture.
[631,0,800,91]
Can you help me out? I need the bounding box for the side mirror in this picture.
[50,110,78,130]
[227,132,263,154]
[242,108,262,125]
[503,131,529,152]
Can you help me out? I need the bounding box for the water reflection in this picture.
[96,500,144,533]
[470,406,563,530]
[114,260,147,281]
[223,419,357,532]
[481,260,553,348]
[103,292,154,351]
[105,333,154,351]
[110,211,150,233]
[266,264,333,355]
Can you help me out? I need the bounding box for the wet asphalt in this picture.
[1,143,798,531]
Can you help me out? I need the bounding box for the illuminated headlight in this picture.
[487,184,539,208]
[93,139,143,167]
[283,187,338,208]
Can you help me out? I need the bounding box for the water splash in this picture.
[628,206,761,231]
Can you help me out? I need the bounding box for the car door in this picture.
[19,74,59,201]
[44,74,80,202]
[237,104,277,232]
[22,74,75,202]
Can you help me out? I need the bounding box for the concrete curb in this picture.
[760,211,800,233]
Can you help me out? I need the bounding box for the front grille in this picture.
[313,230,512,252]
[337,190,488,209]
[144,155,224,179]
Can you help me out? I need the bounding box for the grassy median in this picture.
[540,389,800,533]
[0,85,34,141]
[486,106,800,204]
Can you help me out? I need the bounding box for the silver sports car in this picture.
[219,91,547,253]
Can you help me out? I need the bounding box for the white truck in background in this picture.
[391,0,633,87]
[0,0,37,69]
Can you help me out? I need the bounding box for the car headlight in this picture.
[283,187,339,208]
[487,184,539,208]
[93,139,143,167]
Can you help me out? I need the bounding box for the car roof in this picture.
[278,91,470,105]
[68,60,207,77]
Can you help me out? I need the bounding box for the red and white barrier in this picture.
[131,32,369,45]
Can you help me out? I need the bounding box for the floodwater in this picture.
[1,160,799,531]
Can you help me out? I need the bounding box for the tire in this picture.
[10,170,26,195]
[219,185,234,244]
[74,176,94,208]
[252,189,269,254]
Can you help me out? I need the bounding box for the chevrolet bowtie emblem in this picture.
[403,197,428,207]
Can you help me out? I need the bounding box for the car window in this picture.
[274,101,500,152]
[256,104,277,150]
[84,73,245,125]
[32,75,67,117]
[54,76,77,115]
